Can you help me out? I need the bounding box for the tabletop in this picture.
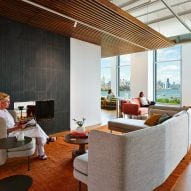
[0,136,32,149]
[64,133,88,145]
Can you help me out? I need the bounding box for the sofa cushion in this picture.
[149,108,178,117]
[108,118,148,133]
[73,153,88,175]
[144,114,161,126]
[157,114,172,124]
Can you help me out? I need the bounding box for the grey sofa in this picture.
[73,106,190,191]
[108,105,189,133]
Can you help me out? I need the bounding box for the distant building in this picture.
[166,78,170,88]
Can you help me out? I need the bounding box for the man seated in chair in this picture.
[106,89,115,102]
[102,89,117,110]
[0,92,56,160]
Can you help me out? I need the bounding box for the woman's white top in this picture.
[140,97,149,106]
[0,109,48,144]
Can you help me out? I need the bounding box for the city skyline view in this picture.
[101,45,181,103]
[156,45,181,84]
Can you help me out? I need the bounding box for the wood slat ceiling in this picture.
[0,0,174,57]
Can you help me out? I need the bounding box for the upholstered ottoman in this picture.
[108,118,148,133]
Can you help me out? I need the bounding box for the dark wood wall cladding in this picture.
[0,16,70,134]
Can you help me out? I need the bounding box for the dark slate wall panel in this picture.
[0,17,70,134]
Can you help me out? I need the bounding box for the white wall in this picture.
[182,42,191,106]
[70,38,101,130]
[130,51,149,98]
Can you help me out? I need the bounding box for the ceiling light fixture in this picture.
[74,21,77,28]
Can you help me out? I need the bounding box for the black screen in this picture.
[35,100,54,119]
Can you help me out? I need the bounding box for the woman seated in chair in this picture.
[0,92,56,160]
[139,91,155,107]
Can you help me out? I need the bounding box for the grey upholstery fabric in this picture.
[108,106,188,133]
[89,112,189,191]
[108,118,147,133]
[74,153,88,176]
[0,117,7,139]
[73,107,190,191]
[73,153,88,184]
[148,105,188,117]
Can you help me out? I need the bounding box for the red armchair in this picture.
[121,98,148,118]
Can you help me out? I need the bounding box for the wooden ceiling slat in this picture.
[35,1,160,42]
[63,0,170,42]
[0,0,174,57]
[33,0,172,48]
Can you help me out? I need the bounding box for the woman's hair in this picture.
[108,89,112,94]
[0,92,9,100]
[139,91,144,97]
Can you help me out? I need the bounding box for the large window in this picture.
[155,45,181,105]
[118,55,131,99]
[101,55,131,99]
[101,57,116,96]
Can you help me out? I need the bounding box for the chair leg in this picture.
[78,181,81,191]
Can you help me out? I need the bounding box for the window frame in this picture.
[153,45,182,105]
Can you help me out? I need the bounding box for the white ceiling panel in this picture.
[110,0,191,37]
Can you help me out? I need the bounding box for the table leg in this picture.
[72,144,86,159]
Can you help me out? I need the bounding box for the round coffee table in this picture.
[0,136,32,171]
[64,133,88,159]
[0,136,32,149]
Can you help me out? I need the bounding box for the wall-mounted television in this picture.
[35,100,54,120]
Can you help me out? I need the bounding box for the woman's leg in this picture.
[36,137,47,159]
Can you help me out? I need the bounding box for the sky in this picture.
[101,45,181,84]
[101,55,131,82]
[156,45,181,84]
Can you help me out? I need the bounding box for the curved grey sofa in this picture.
[73,106,190,191]
[108,105,189,133]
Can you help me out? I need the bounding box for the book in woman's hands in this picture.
[25,119,37,127]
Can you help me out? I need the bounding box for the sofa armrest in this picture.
[0,117,7,139]
[88,130,125,191]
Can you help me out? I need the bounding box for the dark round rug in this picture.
[0,175,32,191]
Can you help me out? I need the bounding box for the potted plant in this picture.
[73,117,86,133]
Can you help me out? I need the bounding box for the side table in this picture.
[64,133,88,159]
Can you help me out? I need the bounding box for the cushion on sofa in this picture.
[149,108,179,117]
[144,114,161,126]
[157,114,172,124]
[108,118,148,133]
